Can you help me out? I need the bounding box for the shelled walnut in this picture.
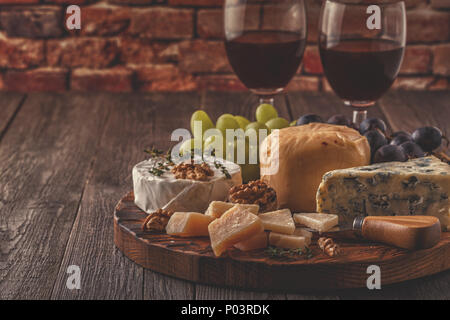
[142,209,174,232]
[318,237,340,257]
[171,161,214,181]
[228,180,277,212]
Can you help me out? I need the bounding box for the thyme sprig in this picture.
[145,146,175,177]
[265,246,313,259]
[214,160,231,179]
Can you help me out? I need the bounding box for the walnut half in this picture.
[228,180,277,212]
[171,161,214,181]
[142,209,174,232]
[318,237,340,257]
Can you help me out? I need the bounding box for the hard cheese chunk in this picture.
[293,213,338,232]
[269,232,307,249]
[166,212,213,237]
[316,156,450,230]
[293,228,312,246]
[208,207,263,256]
[234,231,268,251]
[258,209,295,234]
[205,201,259,219]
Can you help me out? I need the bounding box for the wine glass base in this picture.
[250,88,284,97]
[343,100,376,108]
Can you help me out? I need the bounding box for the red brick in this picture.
[286,76,320,91]
[196,74,246,91]
[430,0,450,9]
[321,77,333,93]
[71,67,133,92]
[108,0,164,4]
[433,44,450,76]
[160,40,231,73]
[0,6,63,38]
[4,68,68,92]
[197,9,224,39]
[135,64,197,91]
[407,9,450,43]
[169,0,223,6]
[429,77,449,90]
[47,38,119,68]
[197,6,259,39]
[45,0,94,3]
[302,46,323,74]
[400,45,432,75]
[392,77,434,90]
[0,33,44,69]
[118,38,169,65]
[306,0,321,43]
[0,72,4,91]
[76,4,131,36]
[129,7,193,39]
[0,0,39,3]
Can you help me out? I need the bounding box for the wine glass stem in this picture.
[259,96,275,106]
[353,109,367,126]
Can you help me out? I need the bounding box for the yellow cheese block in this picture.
[234,231,268,251]
[260,123,370,212]
[205,201,259,219]
[258,209,295,235]
[293,213,338,232]
[208,207,264,256]
[166,212,214,237]
[269,232,307,249]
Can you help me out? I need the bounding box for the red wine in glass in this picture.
[320,39,405,103]
[225,30,306,93]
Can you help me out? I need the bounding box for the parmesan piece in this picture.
[293,213,338,232]
[234,231,268,251]
[269,232,307,249]
[293,228,312,246]
[205,201,259,219]
[258,209,295,234]
[208,207,263,256]
[166,212,213,237]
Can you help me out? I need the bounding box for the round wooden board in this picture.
[114,192,450,291]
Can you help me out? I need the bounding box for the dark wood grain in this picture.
[115,192,450,292]
[50,93,202,299]
[0,93,110,299]
[0,91,449,300]
[0,93,25,141]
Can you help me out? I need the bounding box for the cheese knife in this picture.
[309,215,442,250]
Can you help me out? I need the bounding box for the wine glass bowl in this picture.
[224,0,307,104]
[319,0,406,124]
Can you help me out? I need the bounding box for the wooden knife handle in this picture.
[359,216,441,250]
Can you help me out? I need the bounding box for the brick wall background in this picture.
[0,0,449,92]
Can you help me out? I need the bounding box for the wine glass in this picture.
[319,0,406,125]
[224,0,307,107]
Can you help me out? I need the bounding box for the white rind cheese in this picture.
[133,156,242,214]
[316,157,450,230]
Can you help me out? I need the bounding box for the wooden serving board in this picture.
[114,192,450,291]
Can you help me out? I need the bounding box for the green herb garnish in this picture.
[265,246,313,259]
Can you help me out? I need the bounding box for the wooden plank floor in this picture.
[0,91,448,300]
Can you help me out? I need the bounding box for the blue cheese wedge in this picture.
[133,156,242,214]
[316,157,450,230]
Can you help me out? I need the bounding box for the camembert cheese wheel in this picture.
[260,123,370,212]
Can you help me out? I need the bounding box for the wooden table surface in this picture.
[0,91,449,300]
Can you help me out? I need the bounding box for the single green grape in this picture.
[234,115,251,129]
[216,114,240,136]
[203,134,226,158]
[245,122,269,144]
[266,117,290,133]
[256,104,278,124]
[190,110,214,139]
